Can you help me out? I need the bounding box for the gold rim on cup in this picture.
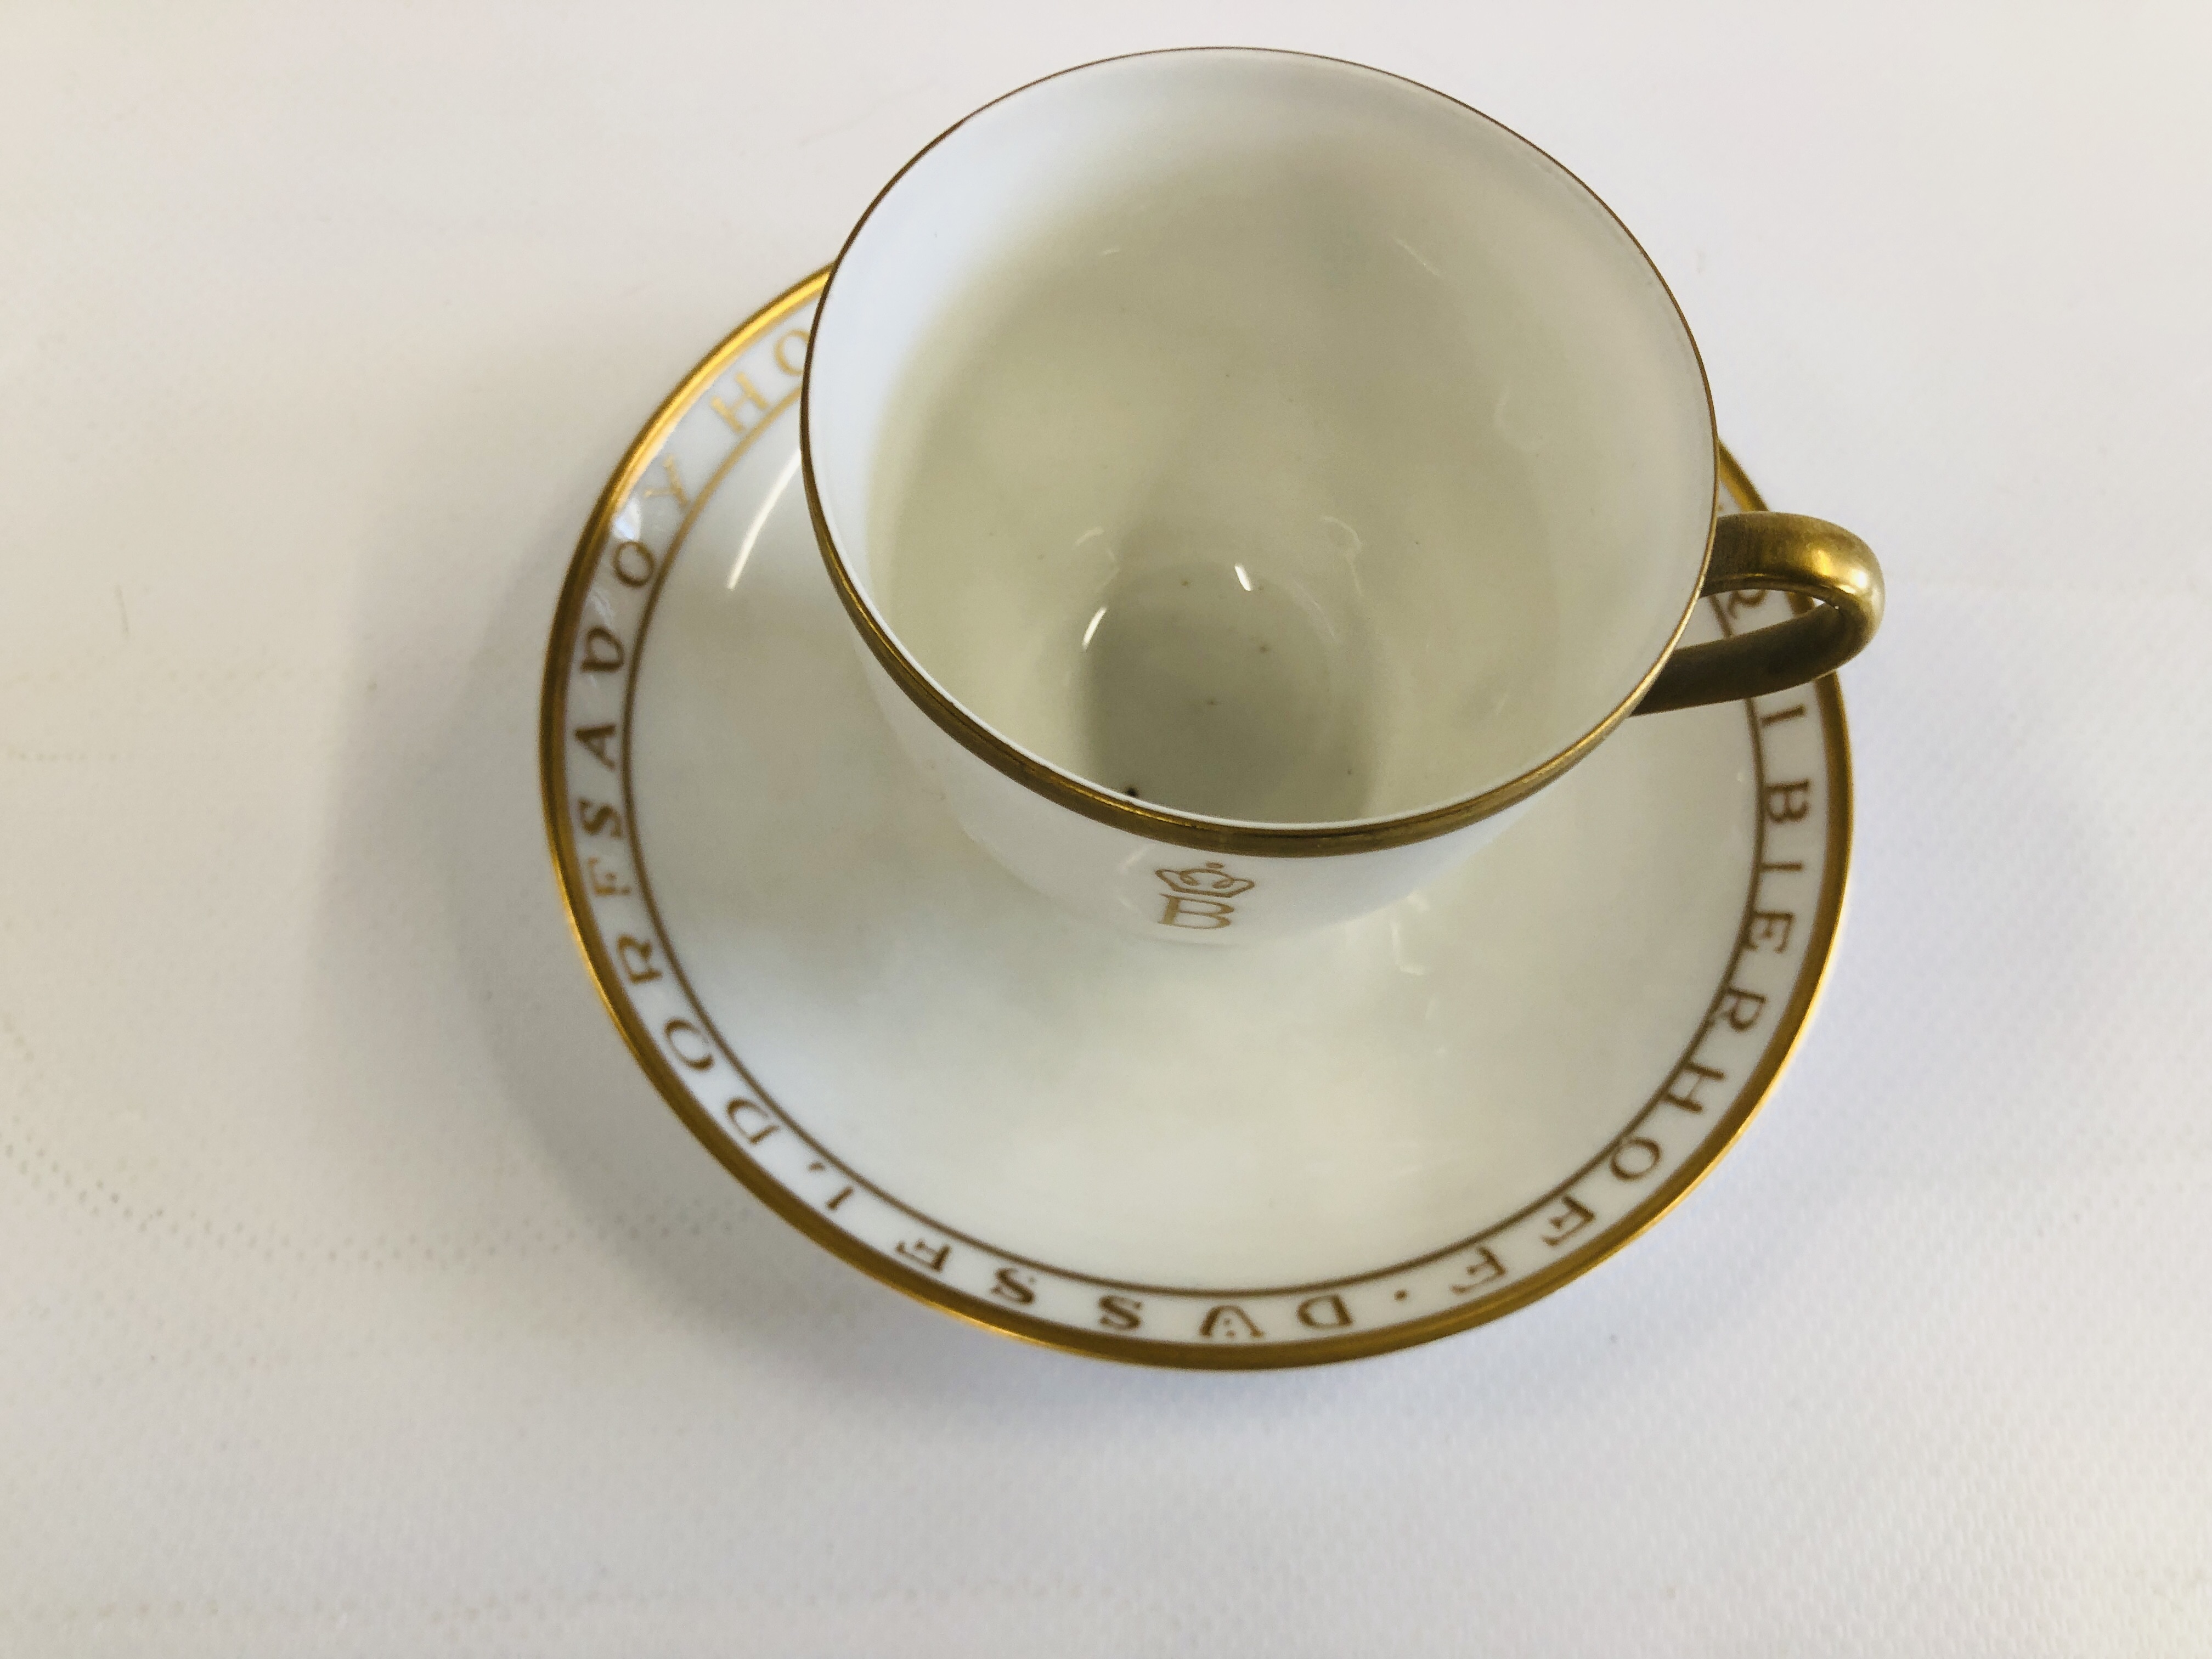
[800,46,1880,858]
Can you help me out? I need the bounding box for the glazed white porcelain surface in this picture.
[544,280,1847,1365]
[803,49,1717,941]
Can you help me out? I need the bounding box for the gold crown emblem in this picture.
[1156,861,1255,899]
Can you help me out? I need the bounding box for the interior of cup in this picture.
[805,48,1716,828]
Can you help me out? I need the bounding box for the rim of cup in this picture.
[801,46,1720,859]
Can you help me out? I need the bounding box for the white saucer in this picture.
[541,272,1850,1368]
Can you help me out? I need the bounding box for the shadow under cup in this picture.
[805,48,1715,833]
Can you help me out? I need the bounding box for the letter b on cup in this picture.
[1160,894,1235,930]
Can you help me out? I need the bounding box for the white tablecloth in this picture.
[4,4,2205,1652]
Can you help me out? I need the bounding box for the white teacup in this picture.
[802,48,1881,944]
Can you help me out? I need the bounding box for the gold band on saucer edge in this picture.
[540,273,1853,1370]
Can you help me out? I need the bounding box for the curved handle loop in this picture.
[1633,512,1884,715]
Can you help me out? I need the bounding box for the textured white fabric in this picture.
[2,2,2206,1653]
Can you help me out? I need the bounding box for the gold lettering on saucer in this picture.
[610,539,657,589]
[725,1098,779,1144]
[990,1267,1037,1305]
[579,627,625,674]
[640,455,690,510]
[1541,1195,1596,1248]
[1764,780,1813,822]
[573,724,619,770]
[663,1018,713,1071]
[772,329,810,379]
[576,798,623,839]
[1759,702,1807,727]
[1660,1060,1725,1115]
[1715,986,1767,1031]
[825,1186,852,1211]
[1609,1135,1662,1181]
[1451,1246,1507,1294]
[1297,1294,1353,1330]
[1746,910,1796,953]
[1156,862,1256,929]
[584,855,629,896]
[1098,1294,1143,1331]
[1199,1305,1265,1340]
[896,1237,951,1273]
[710,371,772,436]
[615,935,662,984]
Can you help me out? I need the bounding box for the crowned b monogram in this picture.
[1155,861,1257,930]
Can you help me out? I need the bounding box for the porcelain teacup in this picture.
[802,47,1881,944]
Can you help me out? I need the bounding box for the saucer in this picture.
[540,272,1850,1369]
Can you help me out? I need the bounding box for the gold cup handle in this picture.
[1633,512,1885,715]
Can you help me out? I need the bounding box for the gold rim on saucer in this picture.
[540,270,1851,1369]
